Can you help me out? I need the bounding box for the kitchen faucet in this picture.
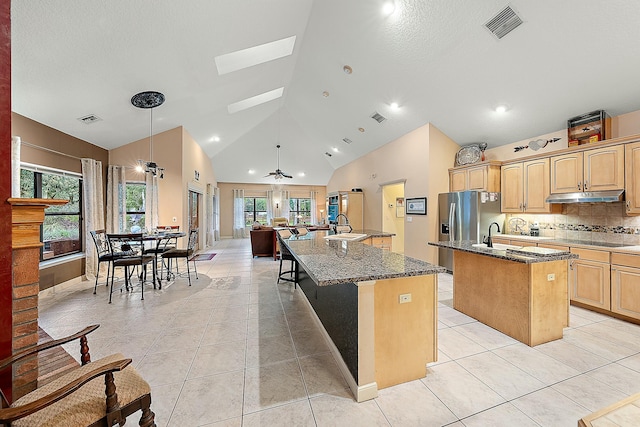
[484,222,501,248]
[333,213,352,233]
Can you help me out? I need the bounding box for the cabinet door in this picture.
[569,259,611,310]
[449,169,467,192]
[500,163,523,212]
[583,145,624,191]
[466,166,487,191]
[523,158,551,213]
[625,142,640,214]
[551,153,583,193]
[611,265,640,321]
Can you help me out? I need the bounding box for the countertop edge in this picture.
[430,241,578,263]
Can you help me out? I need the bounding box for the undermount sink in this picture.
[472,243,523,251]
[324,233,368,242]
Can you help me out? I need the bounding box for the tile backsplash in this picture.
[505,202,640,246]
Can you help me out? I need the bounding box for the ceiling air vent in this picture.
[77,114,102,124]
[485,6,523,40]
[370,111,386,123]
[324,152,333,157]
[342,137,352,144]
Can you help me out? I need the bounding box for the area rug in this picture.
[192,253,216,261]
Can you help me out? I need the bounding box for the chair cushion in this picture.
[162,248,193,258]
[11,353,150,427]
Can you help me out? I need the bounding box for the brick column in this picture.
[8,198,67,400]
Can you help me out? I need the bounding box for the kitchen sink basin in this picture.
[324,233,368,242]
[472,243,523,250]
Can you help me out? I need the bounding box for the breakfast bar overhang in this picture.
[281,232,445,402]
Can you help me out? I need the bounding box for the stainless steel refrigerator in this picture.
[438,191,504,272]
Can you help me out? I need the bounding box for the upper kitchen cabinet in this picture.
[625,141,640,214]
[501,158,552,213]
[551,145,624,194]
[449,161,501,192]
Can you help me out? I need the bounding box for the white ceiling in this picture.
[11,0,640,185]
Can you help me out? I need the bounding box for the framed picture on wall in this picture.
[406,197,427,215]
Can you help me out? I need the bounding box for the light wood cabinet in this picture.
[611,252,640,321]
[363,236,392,251]
[625,142,640,214]
[501,158,551,213]
[569,248,611,310]
[551,145,624,194]
[449,161,501,192]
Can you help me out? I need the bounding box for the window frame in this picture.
[244,197,268,226]
[289,197,311,225]
[125,181,146,232]
[20,164,83,261]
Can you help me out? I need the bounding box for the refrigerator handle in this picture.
[448,202,455,241]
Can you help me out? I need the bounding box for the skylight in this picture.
[215,35,296,75]
[227,87,284,114]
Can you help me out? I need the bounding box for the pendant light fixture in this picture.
[131,91,165,178]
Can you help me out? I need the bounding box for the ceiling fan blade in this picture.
[264,172,276,177]
[281,172,293,179]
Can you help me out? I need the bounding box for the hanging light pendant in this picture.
[131,91,165,178]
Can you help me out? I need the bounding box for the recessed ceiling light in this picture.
[298,172,305,177]
[227,87,284,114]
[332,147,339,153]
[209,135,221,143]
[382,1,396,15]
[322,91,330,97]
[215,35,296,75]
[358,127,365,132]
[495,104,509,113]
[343,65,353,74]
[248,169,255,174]
[390,102,399,110]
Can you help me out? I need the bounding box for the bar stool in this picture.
[276,229,298,288]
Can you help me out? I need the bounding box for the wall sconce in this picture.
[276,202,279,209]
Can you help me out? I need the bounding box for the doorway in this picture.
[188,190,201,249]
[381,182,405,253]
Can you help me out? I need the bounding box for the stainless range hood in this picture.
[545,189,624,204]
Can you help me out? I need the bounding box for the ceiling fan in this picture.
[265,144,292,179]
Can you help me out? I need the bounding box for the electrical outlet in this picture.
[406,217,412,222]
[172,217,177,223]
[547,273,555,281]
[399,293,412,304]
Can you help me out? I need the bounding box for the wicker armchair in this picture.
[0,325,155,426]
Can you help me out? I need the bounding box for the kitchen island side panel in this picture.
[297,268,359,381]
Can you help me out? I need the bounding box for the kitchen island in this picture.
[430,240,577,346]
[281,231,445,402]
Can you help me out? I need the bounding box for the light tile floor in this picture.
[38,238,640,426]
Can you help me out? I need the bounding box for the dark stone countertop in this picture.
[429,240,578,264]
[282,232,444,286]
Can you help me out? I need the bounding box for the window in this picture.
[289,198,311,224]
[244,197,267,226]
[20,168,82,260]
[125,182,146,232]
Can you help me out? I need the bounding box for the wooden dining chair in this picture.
[106,233,155,303]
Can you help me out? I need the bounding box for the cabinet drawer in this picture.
[571,247,610,263]
[538,243,570,251]
[612,252,640,269]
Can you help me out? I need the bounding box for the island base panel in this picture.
[453,251,567,346]
[373,275,437,389]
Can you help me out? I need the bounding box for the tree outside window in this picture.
[125,182,145,232]
[244,197,267,226]
[289,198,311,224]
[20,168,82,260]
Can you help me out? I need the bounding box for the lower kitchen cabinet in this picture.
[364,236,392,251]
[611,252,640,321]
[569,248,611,310]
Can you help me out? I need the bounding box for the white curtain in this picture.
[280,190,290,223]
[81,158,104,281]
[11,136,20,197]
[106,165,126,233]
[310,191,318,224]
[213,186,220,241]
[145,172,159,232]
[266,190,274,223]
[233,189,247,238]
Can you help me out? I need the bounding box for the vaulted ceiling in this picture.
[11,0,640,185]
